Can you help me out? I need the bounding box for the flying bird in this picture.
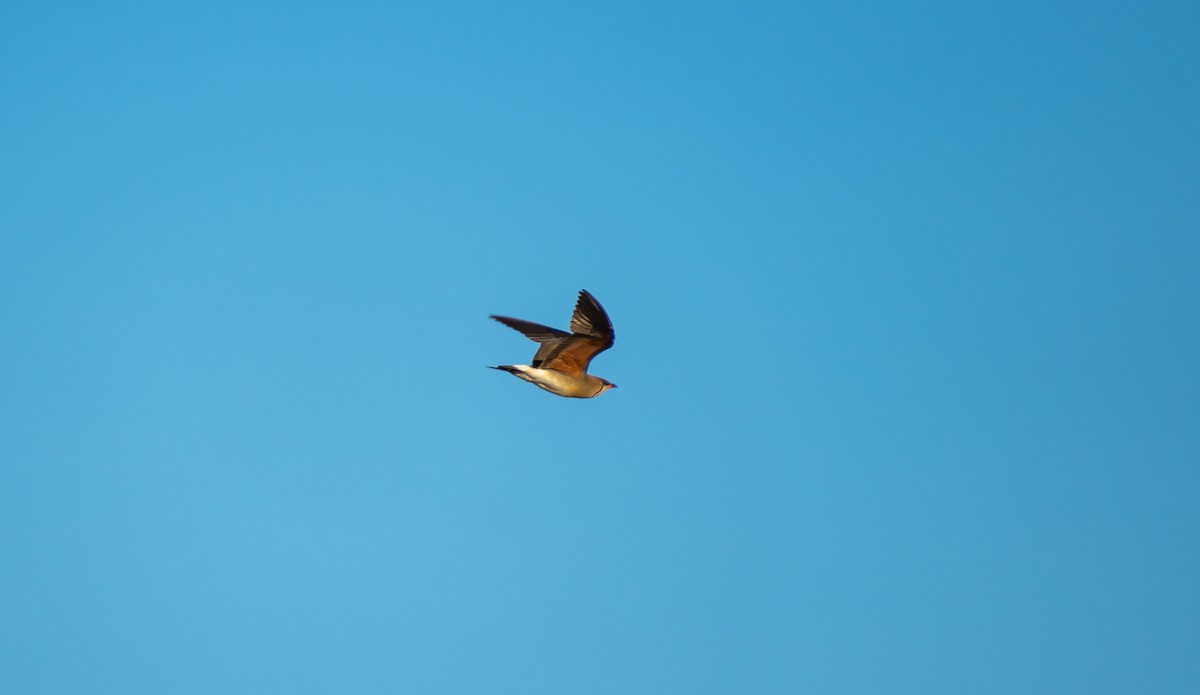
[489,290,617,398]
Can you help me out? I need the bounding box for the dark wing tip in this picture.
[491,314,571,344]
[570,289,615,345]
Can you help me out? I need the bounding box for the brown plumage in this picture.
[489,290,617,398]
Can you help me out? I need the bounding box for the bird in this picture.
[489,290,618,398]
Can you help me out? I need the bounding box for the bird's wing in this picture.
[537,291,614,376]
[539,335,610,377]
[568,290,616,347]
[491,291,614,376]
[490,315,570,342]
[491,315,575,368]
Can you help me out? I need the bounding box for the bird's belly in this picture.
[524,368,591,397]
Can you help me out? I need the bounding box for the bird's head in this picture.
[597,378,618,396]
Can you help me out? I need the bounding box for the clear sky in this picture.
[2,1,1198,693]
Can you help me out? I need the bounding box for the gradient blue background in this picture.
[3,2,1198,693]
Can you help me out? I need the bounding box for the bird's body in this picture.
[489,290,617,398]
[490,364,611,398]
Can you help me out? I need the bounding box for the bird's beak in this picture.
[609,383,618,389]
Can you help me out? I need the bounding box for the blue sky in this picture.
[2,1,1198,693]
